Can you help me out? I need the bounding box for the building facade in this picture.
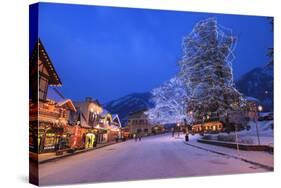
[126,110,152,136]
[191,121,223,134]
[29,39,122,154]
[69,98,122,147]
[29,39,77,153]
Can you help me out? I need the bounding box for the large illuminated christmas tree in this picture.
[179,18,244,124]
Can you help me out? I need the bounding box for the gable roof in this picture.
[100,109,109,117]
[112,114,122,127]
[30,39,62,86]
[57,99,77,112]
[245,96,261,103]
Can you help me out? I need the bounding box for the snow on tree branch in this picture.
[178,17,245,123]
[145,76,191,124]
[146,18,246,126]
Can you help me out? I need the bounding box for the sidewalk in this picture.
[185,137,273,171]
[30,141,120,164]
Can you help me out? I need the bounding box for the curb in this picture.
[197,139,273,153]
[184,142,273,171]
[37,141,120,164]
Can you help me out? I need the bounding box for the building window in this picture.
[39,76,48,100]
[44,131,57,148]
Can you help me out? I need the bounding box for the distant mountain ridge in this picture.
[235,64,273,111]
[104,92,154,125]
[105,65,273,126]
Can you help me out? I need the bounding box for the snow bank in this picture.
[203,120,273,146]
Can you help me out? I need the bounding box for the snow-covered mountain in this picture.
[104,92,154,125]
[104,65,273,126]
[235,64,273,111]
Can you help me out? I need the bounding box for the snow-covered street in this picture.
[37,134,270,186]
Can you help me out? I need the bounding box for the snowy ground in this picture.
[203,120,273,146]
[37,134,269,186]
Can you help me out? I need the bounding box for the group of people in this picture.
[133,133,142,142]
[171,127,190,141]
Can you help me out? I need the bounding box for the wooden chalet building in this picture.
[126,110,152,136]
[29,39,77,153]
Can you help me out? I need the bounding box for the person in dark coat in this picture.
[134,133,137,142]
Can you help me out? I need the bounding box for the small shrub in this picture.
[202,135,212,140]
[217,135,236,142]
[240,138,254,144]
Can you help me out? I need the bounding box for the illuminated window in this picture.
[39,76,48,100]
[44,132,57,147]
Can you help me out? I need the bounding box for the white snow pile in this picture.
[245,120,273,137]
[203,120,273,146]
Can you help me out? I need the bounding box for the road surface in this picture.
[38,134,269,186]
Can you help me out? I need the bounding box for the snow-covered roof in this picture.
[112,114,122,127]
[111,114,118,119]
[245,96,261,103]
[57,99,77,112]
[100,109,110,117]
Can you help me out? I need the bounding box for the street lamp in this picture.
[258,105,263,113]
[200,115,206,135]
[177,123,180,137]
[255,104,262,145]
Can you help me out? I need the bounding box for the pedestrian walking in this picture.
[138,135,142,141]
[94,134,97,147]
[185,133,189,142]
[133,134,137,142]
[171,128,175,137]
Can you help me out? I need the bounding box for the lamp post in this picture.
[177,123,180,137]
[200,115,205,135]
[188,111,193,133]
[232,111,240,155]
[255,105,263,145]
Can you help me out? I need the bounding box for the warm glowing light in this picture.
[258,105,263,112]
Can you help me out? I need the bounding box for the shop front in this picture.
[85,133,96,149]
[96,128,108,144]
[29,121,66,153]
[107,127,121,142]
[191,121,223,134]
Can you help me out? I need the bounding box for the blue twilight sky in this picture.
[31,3,273,103]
